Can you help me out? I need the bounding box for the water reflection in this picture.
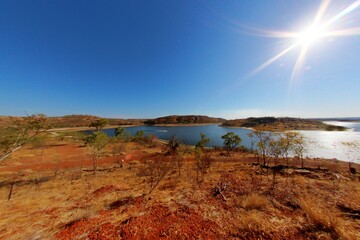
[99,121,360,163]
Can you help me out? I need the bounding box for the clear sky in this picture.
[1,0,359,119]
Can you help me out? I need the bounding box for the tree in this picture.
[0,114,49,161]
[253,131,273,165]
[278,131,299,166]
[89,119,108,132]
[221,132,241,156]
[269,136,282,165]
[293,133,307,168]
[112,144,125,168]
[145,159,172,194]
[133,130,145,140]
[195,133,210,150]
[165,135,181,155]
[84,132,109,174]
[194,146,211,182]
[114,126,125,138]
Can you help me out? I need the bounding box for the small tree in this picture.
[112,144,125,168]
[0,114,49,161]
[133,130,145,141]
[84,132,109,174]
[89,119,108,132]
[278,131,299,166]
[293,133,307,168]
[114,126,126,139]
[145,159,172,194]
[165,135,181,155]
[195,133,210,150]
[221,132,241,156]
[194,146,211,182]
[174,154,184,176]
[253,131,272,165]
[269,137,282,166]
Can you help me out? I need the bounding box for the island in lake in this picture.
[144,115,225,125]
[222,117,347,131]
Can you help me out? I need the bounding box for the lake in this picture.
[100,121,360,163]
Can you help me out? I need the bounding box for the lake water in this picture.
[100,121,360,163]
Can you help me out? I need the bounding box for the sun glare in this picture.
[298,25,325,45]
[242,0,360,87]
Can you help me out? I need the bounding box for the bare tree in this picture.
[145,159,172,194]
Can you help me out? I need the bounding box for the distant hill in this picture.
[144,115,225,125]
[222,117,347,131]
[0,115,143,129]
[48,115,144,128]
[311,117,360,122]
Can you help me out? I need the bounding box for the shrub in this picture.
[145,159,172,194]
[221,132,241,156]
[195,147,211,182]
[242,193,269,210]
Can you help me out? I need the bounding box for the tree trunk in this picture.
[0,146,23,162]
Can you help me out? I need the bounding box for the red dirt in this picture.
[118,204,223,239]
[0,142,151,178]
[56,201,223,240]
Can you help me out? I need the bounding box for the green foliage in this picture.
[30,135,47,148]
[195,133,210,150]
[113,126,133,142]
[292,133,307,167]
[57,131,86,142]
[0,114,49,160]
[114,127,125,138]
[221,132,242,155]
[133,130,145,140]
[89,118,108,132]
[84,132,109,150]
[252,130,307,167]
[194,146,211,182]
[84,132,109,173]
[253,131,273,165]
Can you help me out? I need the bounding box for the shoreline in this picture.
[48,124,142,132]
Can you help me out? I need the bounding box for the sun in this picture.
[243,0,360,85]
[298,25,326,45]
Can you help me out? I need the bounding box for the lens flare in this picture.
[246,0,360,88]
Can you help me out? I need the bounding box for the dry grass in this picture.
[0,136,360,239]
[242,193,270,210]
[299,196,360,239]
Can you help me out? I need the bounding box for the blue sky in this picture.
[1,0,359,119]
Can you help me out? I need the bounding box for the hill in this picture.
[144,115,225,125]
[222,117,347,131]
[0,115,143,129]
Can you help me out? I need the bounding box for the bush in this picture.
[144,159,172,194]
[242,193,269,210]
